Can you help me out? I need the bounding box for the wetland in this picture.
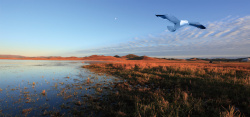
[0,60,118,116]
[0,59,249,116]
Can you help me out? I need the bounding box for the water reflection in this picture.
[0,60,117,116]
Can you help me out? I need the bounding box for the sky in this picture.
[0,0,249,58]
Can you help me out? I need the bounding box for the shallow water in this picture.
[0,60,116,116]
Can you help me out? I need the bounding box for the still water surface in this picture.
[0,60,115,116]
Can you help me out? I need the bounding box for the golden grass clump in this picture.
[182,91,188,102]
[54,83,58,88]
[220,106,241,117]
[86,77,93,84]
[22,108,32,114]
[41,90,46,95]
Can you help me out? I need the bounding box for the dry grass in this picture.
[41,90,46,95]
[83,60,250,116]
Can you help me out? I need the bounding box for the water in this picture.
[0,60,117,116]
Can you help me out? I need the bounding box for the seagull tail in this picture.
[167,26,176,32]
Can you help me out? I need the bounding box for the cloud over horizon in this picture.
[77,16,250,58]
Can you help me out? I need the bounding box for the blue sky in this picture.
[0,0,249,58]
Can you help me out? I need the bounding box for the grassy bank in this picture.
[83,61,250,117]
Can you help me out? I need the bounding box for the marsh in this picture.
[0,60,117,116]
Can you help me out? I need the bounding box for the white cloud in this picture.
[214,29,231,37]
[77,16,250,58]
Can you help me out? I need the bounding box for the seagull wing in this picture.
[188,22,206,29]
[156,14,180,24]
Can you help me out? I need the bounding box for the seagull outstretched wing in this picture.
[156,14,206,32]
[188,22,206,29]
[156,14,180,24]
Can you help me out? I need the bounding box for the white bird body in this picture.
[156,14,206,32]
[180,20,189,26]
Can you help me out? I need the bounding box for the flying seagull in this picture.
[156,14,206,32]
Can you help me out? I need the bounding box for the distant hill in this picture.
[1,54,247,62]
[122,54,140,59]
[82,55,123,60]
[200,57,250,62]
[0,55,25,58]
[122,54,157,60]
[0,54,158,61]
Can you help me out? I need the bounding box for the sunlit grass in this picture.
[83,61,250,116]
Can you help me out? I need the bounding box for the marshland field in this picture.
[0,55,249,117]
